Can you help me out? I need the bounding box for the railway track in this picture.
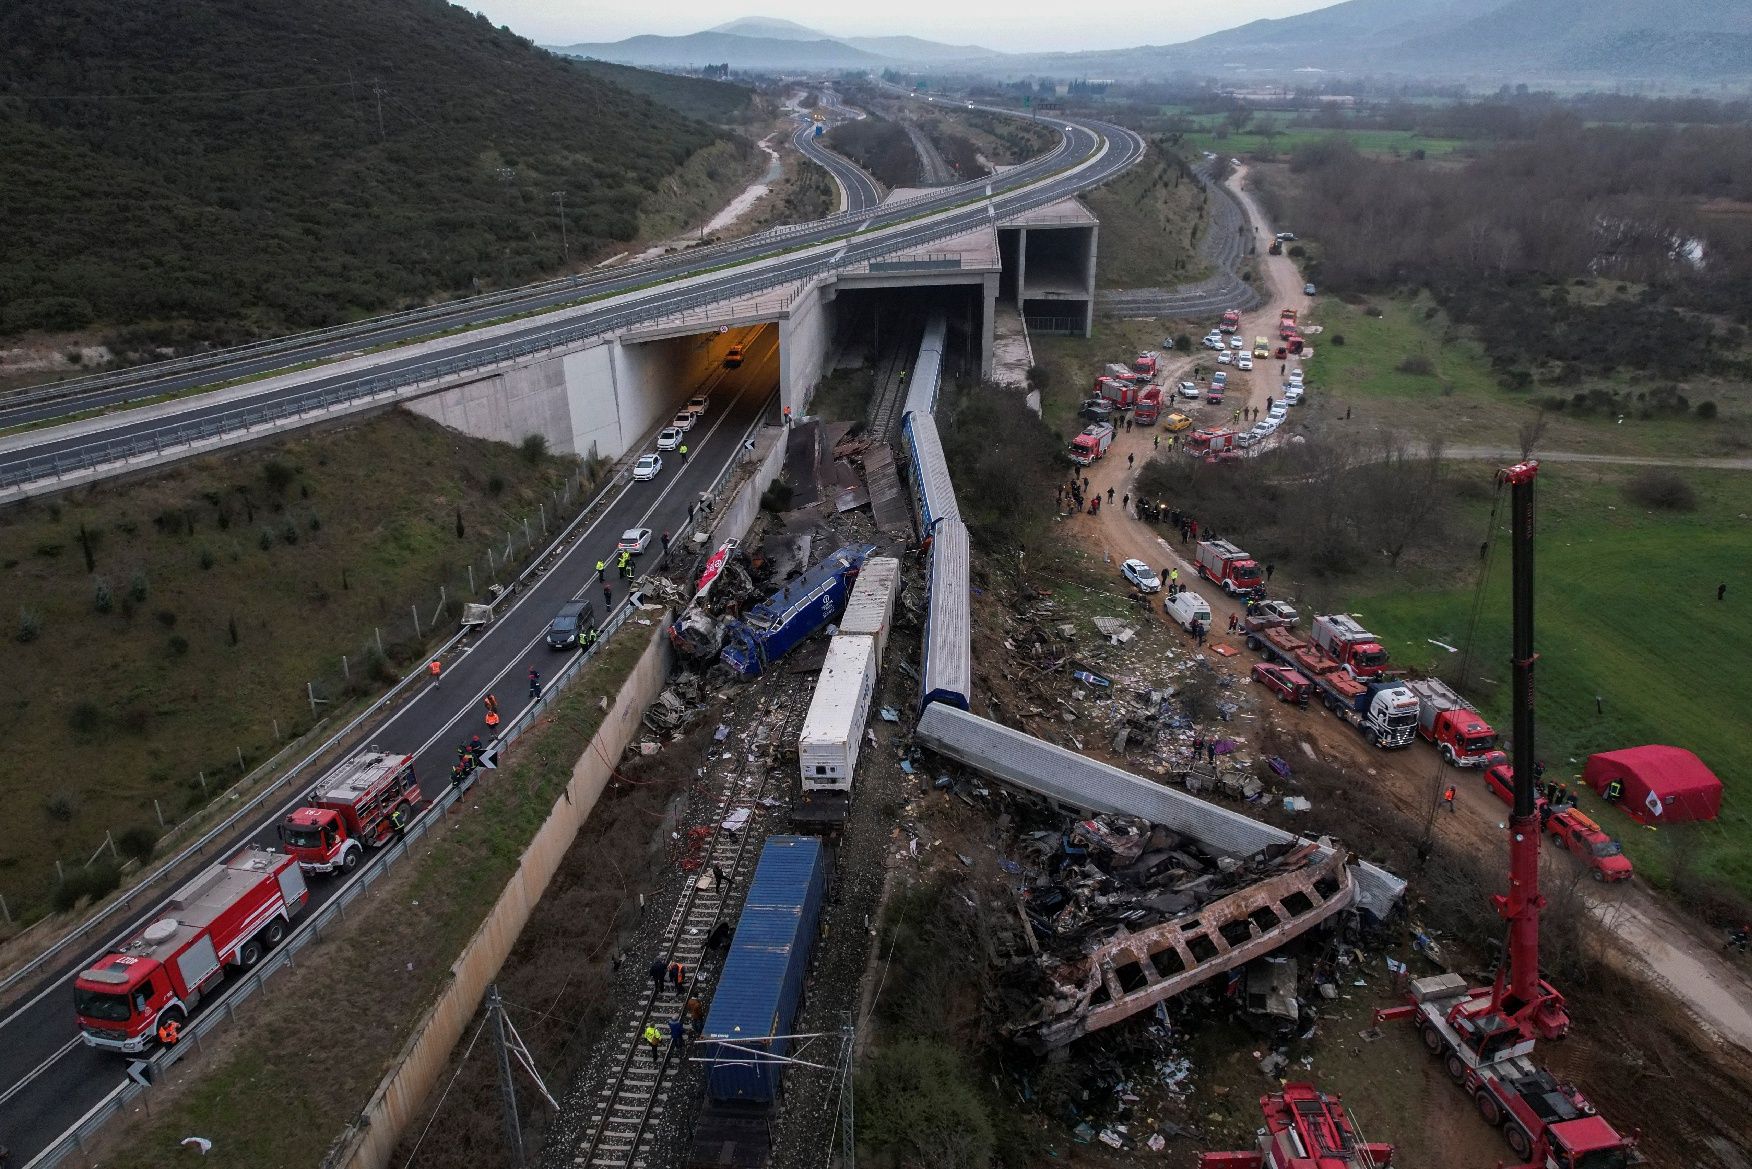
[866,319,924,441]
[570,685,810,1169]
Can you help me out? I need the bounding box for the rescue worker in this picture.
[679,443,689,464]
[668,960,686,994]
[428,659,442,688]
[529,667,541,698]
[1169,567,1179,592]
[582,625,599,648]
[1605,779,1624,803]
[686,995,705,1037]
[390,801,409,842]
[457,742,476,768]
[469,734,483,759]
[650,957,667,995]
[1443,785,1457,812]
[157,1018,181,1046]
[1106,486,1115,504]
[595,559,605,583]
[450,762,468,789]
[643,1023,663,1060]
[603,581,613,606]
[669,1016,686,1051]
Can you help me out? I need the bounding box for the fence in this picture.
[1025,315,1089,336]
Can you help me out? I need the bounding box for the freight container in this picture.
[703,837,829,1104]
[798,634,878,794]
[836,556,899,667]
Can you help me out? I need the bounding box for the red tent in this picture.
[1583,746,1722,826]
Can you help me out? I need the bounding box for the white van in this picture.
[1165,589,1213,632]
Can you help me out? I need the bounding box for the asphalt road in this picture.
[790,116,882,213]
[0,111,1145,1163]
[0,337,783,1165]
[0,104,1076,442]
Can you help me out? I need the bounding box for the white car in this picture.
[1288,369,1304,386]
[1121,559,1161,593]
[1237,355,1253,371]
[1252,418,1279,438]
[633,454,663,481]
[670,412,695,432]
[1203,335,1224,350]
[618,528,653,554]
[1268,401,1289,421]
[1178,381,1201,400]
[1284,385,1305,405]
[686,396,708,417]
[1235,431,1259,449]
[656,427,683,451]
[1216,351,1232,365]
[1229,336,1244,350]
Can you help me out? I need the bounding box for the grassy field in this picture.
[1351,464,1752,901]
[1307,295,1752,457]
[1082,144,1212,289]
[0,412,576,919]
[1030,319,1184,438]
[1185,127,1475,158]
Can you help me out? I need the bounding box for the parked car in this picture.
[1237,355,1253,371]
[1304,283,1316,295]
[1252,417,1280,438]
[1080,398,1116,422]
[1283,385,1305,405]
[1121,559,1161,593]
[657,427,683,451]
[1165,589,1213,633]
[670,411,695,433]
[1164,412,1192,431]
[1268,401,1289,421]
[1229,336,1244,350]
[723,343,745,368]
[1252,662,1313,706]
[1276,232,1296,242]
[1235,431,1259,449]
[633,454,663,481]
[618,528,653,554]
[1288,368,1304,386]
[1216,351,1232,365]
[1202,335,1225,350]
[546,599,595,650]
[686,395,709,417]
[1178,382,1201,401]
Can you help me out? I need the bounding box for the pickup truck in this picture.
[1547,807,1633,883]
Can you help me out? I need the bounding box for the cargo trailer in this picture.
[835,556,899,667]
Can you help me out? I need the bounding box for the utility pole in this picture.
[552,190,570,263]
[489,985,525,1169]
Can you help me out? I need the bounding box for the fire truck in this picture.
[1308,614,1390,679]
[73,848,309,1053]
[1194,538,1265,597]
[277,750,421,875]
[1403,677,1503,767]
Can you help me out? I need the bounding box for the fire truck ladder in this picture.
[572,693,807,1169]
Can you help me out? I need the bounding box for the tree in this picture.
[1358,433,1448,568]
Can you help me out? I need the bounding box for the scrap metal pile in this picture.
[990,811,1355,1052]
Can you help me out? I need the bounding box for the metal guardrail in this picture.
[17,408,775,1169]
[868,256,964,272]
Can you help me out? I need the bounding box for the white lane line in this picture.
[0,1036,81,1107]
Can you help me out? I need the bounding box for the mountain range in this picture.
[549,0,1752,84]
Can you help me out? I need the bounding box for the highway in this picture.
[0,332,784,1167]
[0,110,1144,1166]
[790,115,882,213]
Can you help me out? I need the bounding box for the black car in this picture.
[546,599,595,649]
[1079,398,1116,422]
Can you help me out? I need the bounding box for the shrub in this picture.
[199,546,216,570]
[1696,400,1717,420]
[17,608,42,643]
[486,473,507,496]
[116,825,161,863]
[1025,364,1051,390]
[168,634,190,657]
[859,1041,994,1169]
[92,575,113,613]
[308,513,322,531]
[1288,244,1306,258]
[1397,354,1436,375]
[1331,334,1345,346]
[129,568,149,601]
[520,433,549,464]
[44,789,78,820]
[282,519,300,545]
[155,610,177,627]
[261,459,297,494]
[259,527,274,551]
[51,861,122,913]
[1624,470,1697,512]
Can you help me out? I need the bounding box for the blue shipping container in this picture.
[702,836,828,1104]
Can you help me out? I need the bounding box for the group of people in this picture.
[641,958,711,1060]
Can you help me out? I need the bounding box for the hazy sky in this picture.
[465,0,1340,52]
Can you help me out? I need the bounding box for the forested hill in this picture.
[0,0,738,346]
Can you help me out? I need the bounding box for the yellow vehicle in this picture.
[1253,336,1271,358]
[1164,412,1192,432]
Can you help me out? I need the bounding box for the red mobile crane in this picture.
[1380,461,1638,1169]
[1198,1083,1394,1169]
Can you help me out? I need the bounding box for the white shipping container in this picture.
[837,557,899,667]
[799,634,879,793]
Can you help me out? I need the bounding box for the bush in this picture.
[116,825,161,863]
[859,1041,995,1169]
[259,527,274,551]
[261,459,297,494]
[129,568,149,601]
[92,575,113,613]
[17,608,41,643]
[486,473,507,496]
[44,789,78,820]
[282,519,300,545]
[168,634,190,657]
[1696,400,1718,420]
[1396,354,1436,375]
[519,433,549,464]
[51,860,122,913]
[198,546,216,570]
[1025,364,1051,390]
[1331,334,1345,346]
[1623,470,1697,512]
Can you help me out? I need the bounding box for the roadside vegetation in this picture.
[0,411,579,924]
[1082,142,1212,288]
[568,59,762,125]
[0,0,741,355]
[89,625,661,1169]
[824,115,920,189]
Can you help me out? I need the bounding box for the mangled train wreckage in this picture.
[917,704,1404,1050]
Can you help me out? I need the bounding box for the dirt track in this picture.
[1053,165,1752,1058]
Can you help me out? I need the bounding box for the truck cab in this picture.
[1547,809,1633,883]
[1311,614,1389,678]
[278,751,420,874]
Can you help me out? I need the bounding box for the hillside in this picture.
[569,59,761,124]
[553,30,886,71]
[0,0,739,345]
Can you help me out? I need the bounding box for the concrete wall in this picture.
[406,352,584,455]
[563,343,622,462]
[336,622,673,1169]
[612,335,693,450]
[781,279,833,419]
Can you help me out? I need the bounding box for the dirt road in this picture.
[1054,165,1752,1056]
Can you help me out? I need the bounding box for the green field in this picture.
[1306,296,1750,457]
[1352,464,1752,901]
[1162,109,1475,159]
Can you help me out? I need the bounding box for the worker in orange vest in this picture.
[428,659,442,688]
[484,694,500,727]
[157,1017,181,1046]
[1442,785,1457,812]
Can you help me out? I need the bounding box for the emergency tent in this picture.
[1583,745,1721,826]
